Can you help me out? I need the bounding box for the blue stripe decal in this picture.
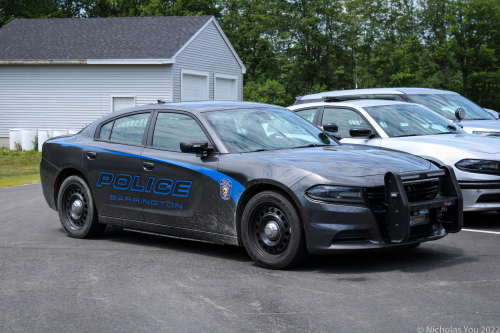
[57,139,245,204]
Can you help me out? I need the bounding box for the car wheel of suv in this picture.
[57,175,106,238]
[241,190,307,269]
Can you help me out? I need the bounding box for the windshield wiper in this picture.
[291,144,330,149]
[394,134,418,137]
[434,131,456,135]
[246,149,268,153]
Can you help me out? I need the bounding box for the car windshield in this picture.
[408,94,494,121]
[205,107,335,153]
[363,104,465,137]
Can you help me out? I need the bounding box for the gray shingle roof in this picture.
[0,16,213,60]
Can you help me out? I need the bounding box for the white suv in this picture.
[294,88,500,137]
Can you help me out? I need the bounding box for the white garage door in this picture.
[182,74,207,101]
[215,77,236,100]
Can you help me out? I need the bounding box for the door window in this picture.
[109,113,150,145]
[295,108,318,123]
[152,113,208,151]
[322,108,370,138]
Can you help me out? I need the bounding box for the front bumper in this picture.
[302,166,463,254]
[459,181,500,211]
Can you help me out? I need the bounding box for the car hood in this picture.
[459,119,500,133]
[380,134,500,166]
[387,134,500,154]
[242,146,431,177]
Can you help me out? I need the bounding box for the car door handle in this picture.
[87,152,97,159]
[143,162,154,170]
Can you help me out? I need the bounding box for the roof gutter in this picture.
[0,59,174,65]
[87,59,174,65]
[0,60,87,64]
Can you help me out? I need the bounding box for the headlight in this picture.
[306,186,365,203]
[472,131,500,137]
[455,159,500,175]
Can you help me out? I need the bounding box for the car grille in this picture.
[366,178,440,241]
[365,179,439,208]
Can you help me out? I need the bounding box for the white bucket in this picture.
[52,129,69,137]
[68,129,80,135]
[21,129,37,151]
[9,129,23,150]
[38,129,53,152]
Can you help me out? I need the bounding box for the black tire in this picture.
[57,175,106,238]
[241,190,308,269]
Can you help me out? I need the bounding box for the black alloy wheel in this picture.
[242,190,307,269]
[251,204,291,255]
[57,175,106,238]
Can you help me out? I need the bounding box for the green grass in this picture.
[0,147,42,188]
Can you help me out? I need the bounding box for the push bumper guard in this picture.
[385,165,463,242]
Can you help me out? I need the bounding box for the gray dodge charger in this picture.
[40,101,462,269]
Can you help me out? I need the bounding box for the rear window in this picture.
[98,113,150,145]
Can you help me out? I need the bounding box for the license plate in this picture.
[410,209,430,227]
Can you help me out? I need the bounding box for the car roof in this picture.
[79,100,285,140]
[290,99,419,109]
[298,87,459,101]
[102,100,282,120]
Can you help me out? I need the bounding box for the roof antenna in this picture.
[158,99,166,104]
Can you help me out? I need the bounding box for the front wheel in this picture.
[241,190,307,269]
[57,175,106,238]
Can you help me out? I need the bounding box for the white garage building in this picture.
[0,16,246,147]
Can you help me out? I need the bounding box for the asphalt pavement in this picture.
[1,184,499,333]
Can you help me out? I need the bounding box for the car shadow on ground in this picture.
[73,226,473,274]
[56,211,490,273]
[293,244,473,274]
[84,226,254,264]
[463,211,499,231]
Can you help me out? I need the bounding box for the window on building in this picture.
[112,96,136,112]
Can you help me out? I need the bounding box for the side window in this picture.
[109,113,150,145]
[99,121,113,140]
[322,108,370,138]
[295,108,318,123]
[152,113,208,151]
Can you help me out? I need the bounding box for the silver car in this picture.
[288,99,500,212]
[294,88,500,137]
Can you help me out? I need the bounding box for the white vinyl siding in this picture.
[0,65,171,137]
[173,21,243,102]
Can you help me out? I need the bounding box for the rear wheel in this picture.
[241,190,307,269]
[57,175,106,238]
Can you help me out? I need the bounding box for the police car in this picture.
[40,101,462,269]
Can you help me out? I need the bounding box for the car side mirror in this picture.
[455,108,466,121]
[180,139,213,157]
[323,122,339,133]
[350,127,376,139]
